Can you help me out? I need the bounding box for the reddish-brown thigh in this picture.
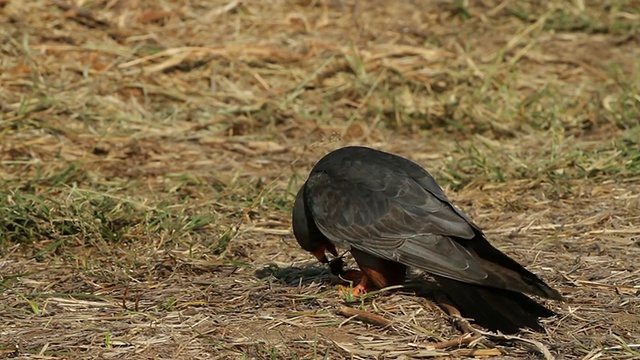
[350,248,407,289]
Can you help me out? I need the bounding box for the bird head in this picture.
[292,185,338,263]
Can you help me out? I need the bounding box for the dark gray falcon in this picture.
[292,146,563,333]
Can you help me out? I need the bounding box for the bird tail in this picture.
[433,275,556,334]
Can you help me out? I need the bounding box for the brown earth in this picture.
[1,1,639,359]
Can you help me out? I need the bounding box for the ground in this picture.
[0,0,639,359]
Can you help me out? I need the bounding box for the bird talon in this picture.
[351,284,368,297]
[337,284,367,299]
[337,281,371,299]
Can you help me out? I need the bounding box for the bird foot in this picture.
[337,283,369,298]
[326,261,374,298]
[337,275,377,299]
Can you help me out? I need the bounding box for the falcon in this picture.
[292,146,563,333]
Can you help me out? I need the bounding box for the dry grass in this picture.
[1,0,639,359]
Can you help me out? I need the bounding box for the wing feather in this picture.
[306,170,491,284]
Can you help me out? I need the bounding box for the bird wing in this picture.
[305,167,491,284]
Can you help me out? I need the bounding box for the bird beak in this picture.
[312,247,330,263]
[312,243,338,264]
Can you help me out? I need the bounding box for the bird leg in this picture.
[351,273,373,296]
[331,248,407,298]
[327,256,374,296]
[338,272,377,298]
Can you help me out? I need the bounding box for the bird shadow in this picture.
[255,262,442,303]
[254,263,333,287]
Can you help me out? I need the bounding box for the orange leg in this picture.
[338,248,407,298]
[338,271,377,297]
[351,272,373,296]
[332,268,363,292]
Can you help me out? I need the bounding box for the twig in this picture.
[431,334,482,349]
[53,0,110,28]
[435,294,554,359]
[337,306,391,327]
[472,328,555,360]
[435,294,475,333]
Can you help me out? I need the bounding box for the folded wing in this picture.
[305,166,494,286]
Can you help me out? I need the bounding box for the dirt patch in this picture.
[1,0,639,359]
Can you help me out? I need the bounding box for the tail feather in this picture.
[465,236,564,301]
[434,276,556,334]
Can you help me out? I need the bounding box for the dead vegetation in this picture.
[0,0,639,359]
